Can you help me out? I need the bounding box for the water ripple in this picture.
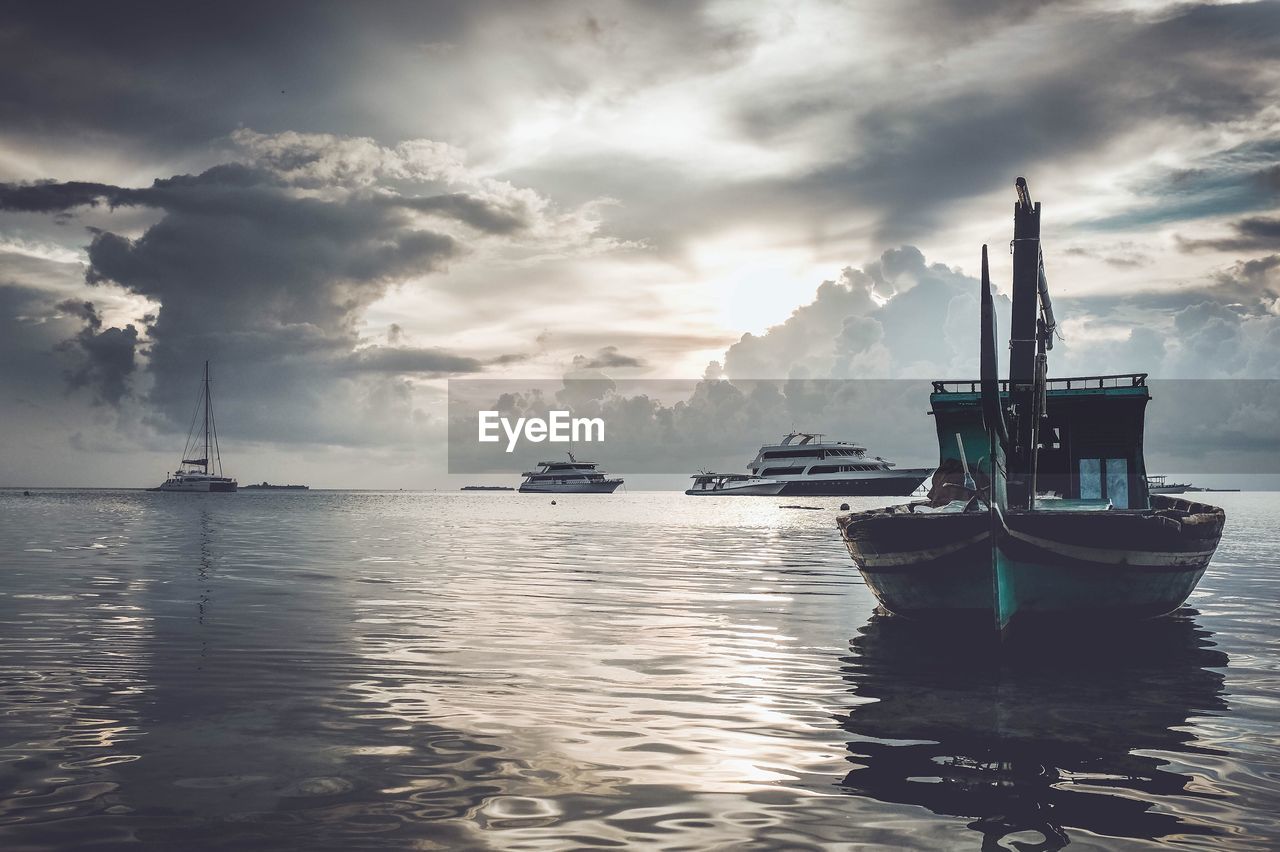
[0,489,1276,849]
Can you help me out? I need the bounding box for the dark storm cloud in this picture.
[0,165,279,214]
[815,1,1279,240]
[345,346,485,375]
[0,281,140,408]
[398,193,529,234]
[343,346,530,375]
[0,181,141,213]
[0,137,572,441]
[1177,253,1280,315]
[1063,246,1150,268]
[1178,217,1280,253]
[0,284,77,395]
[1230,254,1280,286]
[554,2,1280,250]
[0,165,527,236]
[0,0,737,162]
[54,299,139,406]
[1060,250,1280,325]
[572,345,646,370]
[0,2,469,153]
[1081,139,1280,233]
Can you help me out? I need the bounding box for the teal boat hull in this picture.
[838,496,1225,628]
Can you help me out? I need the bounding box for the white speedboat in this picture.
[151,361,238,493]
[518,453,623,493]
[747,432,930,496]
[685,472,784,496]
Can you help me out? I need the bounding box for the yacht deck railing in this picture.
[931,373,1148,394]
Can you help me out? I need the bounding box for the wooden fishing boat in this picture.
[837,178,1226,632]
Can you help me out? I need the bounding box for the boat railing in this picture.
[931,373,1148,394]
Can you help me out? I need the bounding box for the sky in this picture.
[1,0,1279,488]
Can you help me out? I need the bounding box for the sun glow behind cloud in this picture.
[691,232,835,335]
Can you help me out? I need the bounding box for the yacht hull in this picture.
[837,496,1224,625]
[775,470,930,497]
[684,482,785,496]
[518,481,622,494]
[157,480,237,493]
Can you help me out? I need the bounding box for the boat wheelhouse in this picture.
[747,433,930,496]
[685,472,785,496]
[518,454,623,493]
[929,373,1156,507]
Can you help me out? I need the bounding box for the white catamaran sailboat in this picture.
[152,361,237,493]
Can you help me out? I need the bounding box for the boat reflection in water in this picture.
[837,611,1228,850]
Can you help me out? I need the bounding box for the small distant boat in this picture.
[1147,475,1191,495]
[685,471,785,496]
[747,433,930,496]
[242,482,309,491]
[837,178,1225,633]
[152,361,238,493]
[518,453,623,493]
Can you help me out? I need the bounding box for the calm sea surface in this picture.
[0,490,1276,850]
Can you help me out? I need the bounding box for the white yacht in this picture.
[685,472,785,496]
[518,453,623,493]
[1146,475,1190,495]
[747,432,930,496]
[151,361,238,493]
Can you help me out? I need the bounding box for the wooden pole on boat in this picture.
[956,433,976,492]
[1008,177,1042,510]
[981,243,1013,633]
[980,244,1009,514]
[979,245,1008,453]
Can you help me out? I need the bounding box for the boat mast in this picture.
[979,244,1008,512]
[1007,177,1051,510]
[203,360,210,476]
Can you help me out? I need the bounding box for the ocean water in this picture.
[0,489,1276,851]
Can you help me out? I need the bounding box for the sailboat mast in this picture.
[204,361,210,475]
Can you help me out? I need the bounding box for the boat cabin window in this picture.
[809,464,876,474]
[761,466,805,477]
[762,449,821,461]
[1079,457,1130,507]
